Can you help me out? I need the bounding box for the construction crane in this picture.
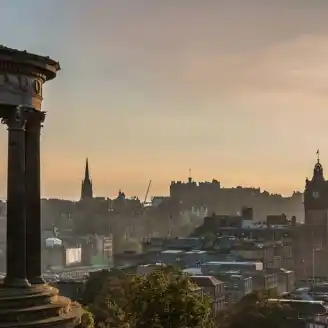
[143,180,152,205]
[133,180,151,238]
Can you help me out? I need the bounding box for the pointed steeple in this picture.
[80,157,93,200]
[85,158,90,180]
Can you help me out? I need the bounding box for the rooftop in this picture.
[203,261,261,266]
[0,45,58,65]
[214,271,248,280]
[185,250,207,254]
[161,250,184,254]
[183,268,202,275]
[139,263,166,268]
[0,45,60,80]
[245,270,276,277]
[190,275,223,287]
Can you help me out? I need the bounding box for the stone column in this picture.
[25,110,45,284]
[3,106,30,288]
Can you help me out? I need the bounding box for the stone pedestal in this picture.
[0,284,81,328]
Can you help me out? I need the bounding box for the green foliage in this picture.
[82,269,128,306]
[87,294,130,328]
[82,270,111,305]
[83,267,213,328]
[83,269,132,328]
[127,267,213,328]
[77,309,95,328]
[216,291,298,328]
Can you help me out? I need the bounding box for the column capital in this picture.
[1,106,28,130]
[26,110,45,132]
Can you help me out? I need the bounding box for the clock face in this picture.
[313,191,320,199]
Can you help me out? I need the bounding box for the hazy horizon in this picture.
[0,0,328,199]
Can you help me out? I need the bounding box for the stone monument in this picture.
[0,46,81,327]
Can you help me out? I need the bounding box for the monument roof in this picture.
[0,45,60,79]
[0,45,59,66]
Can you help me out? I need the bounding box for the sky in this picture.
[0,0,328,199]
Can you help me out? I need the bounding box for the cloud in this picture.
[69,1,328,108]
[92,33,328,124]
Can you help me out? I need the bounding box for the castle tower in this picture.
[81,157,93,200]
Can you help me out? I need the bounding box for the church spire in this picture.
[80,157,93,200]
[85,158,90,180]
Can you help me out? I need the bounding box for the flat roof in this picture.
[139,263,165,268]
[190,275,223,286]
[203,261,261,266]
[161,250,184,254]
[183,268,202,275]
[185,250,207,254]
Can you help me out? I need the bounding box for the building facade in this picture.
[190,275,226,315]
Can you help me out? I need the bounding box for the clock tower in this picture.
[299,154,328,279]
[304,156,328,221]
[304,153,328,247]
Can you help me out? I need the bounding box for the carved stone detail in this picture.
[1,106,28,130]
[0,73,44,110]
[0,73,43,97]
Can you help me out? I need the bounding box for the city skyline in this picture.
[0,0,328,199]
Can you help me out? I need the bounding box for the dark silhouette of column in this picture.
[25,110,45,284]
[3,107,30,288]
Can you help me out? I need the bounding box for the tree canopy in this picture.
[215,290,298,328]
[82,270,303,328]
[83,267,213,328]
[77,309,95,328]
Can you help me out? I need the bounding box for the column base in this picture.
[4,277,31,288]
[28,276,45,285]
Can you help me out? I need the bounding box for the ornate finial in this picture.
[317,149,320,163]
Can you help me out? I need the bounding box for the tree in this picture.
[216,291,298,328]
[127,267,213,328]
[83,267,213,328]
[77,309,95,328]
[82,269,128,306]
[83,269,132,328]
